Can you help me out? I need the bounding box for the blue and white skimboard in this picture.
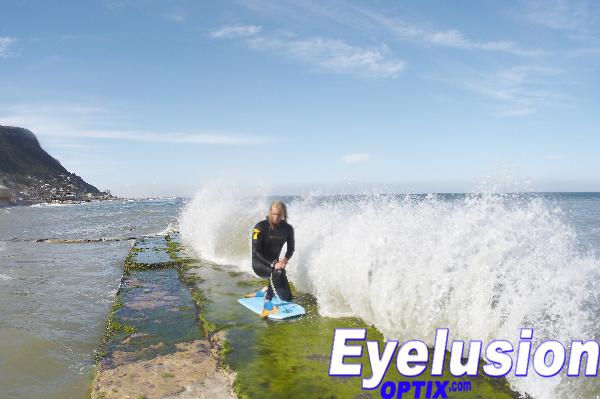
[238,291,306,320]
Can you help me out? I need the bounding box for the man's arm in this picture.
[284,225,295,261]
[252,223,272,267]
[274,225,294,270]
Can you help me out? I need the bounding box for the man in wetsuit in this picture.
[249,201,295,318]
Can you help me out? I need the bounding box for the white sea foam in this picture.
[158,223,178,236]
[0,273,14,281]
[28,202,75,208]
[178,182,600,399]
[179,180,270,267]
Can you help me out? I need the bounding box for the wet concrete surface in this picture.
[90,234,235,399]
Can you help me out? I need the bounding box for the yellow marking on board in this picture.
[253,228,260,240]
[261,306,279,319]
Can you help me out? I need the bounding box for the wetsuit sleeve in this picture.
[252,222,272,266]
[284,225,295,260]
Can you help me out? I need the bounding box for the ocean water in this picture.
[1,189,600,398]
[0,199,184,399]
[179,183,600,399]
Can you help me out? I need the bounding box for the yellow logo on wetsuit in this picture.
[253,228,260,240]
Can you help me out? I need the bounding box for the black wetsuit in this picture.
[251,218,295,301]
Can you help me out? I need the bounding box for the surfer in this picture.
[249,200,295,318]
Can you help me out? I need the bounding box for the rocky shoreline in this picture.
[0,172,116,206]
[0,197,120,207]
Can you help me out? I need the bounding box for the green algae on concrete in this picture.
[96,237,201,368]
[130,235,173,266]
[228,307,521,399]
[101,268,200,365]
[164,234,220,338]
[94,232,523,399]
[226,296,519,399]
[91,234,236,399]
[184,258,523,399]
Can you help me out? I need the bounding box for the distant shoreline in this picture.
[0,197,123,208]
[3,192,600,209]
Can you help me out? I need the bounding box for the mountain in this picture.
[0,125,112,204]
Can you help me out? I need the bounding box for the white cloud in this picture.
[357,4,548,55]
[212,5,549,79]
[0,37,16,57]
[248,35,404,78]
[479,41,548,57]
[496,65,561,84]
[161,7,187,23]
[428,30,471,48]
[209,14,406,79]
[459,65,565,116]
[569,47,600,57]
[495,107,536,117]
[522,0,594,34]
[244,2,548,57]
[427,29,548,56]
[74,130,266,144]
[105,0,125,10]
[210,25,261,39]
[212,26,405,78]
[342,152,370,164]
[0,104,268,145]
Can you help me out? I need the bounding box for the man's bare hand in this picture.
[274,259,286,269]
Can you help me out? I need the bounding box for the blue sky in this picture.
[1,0,599,197]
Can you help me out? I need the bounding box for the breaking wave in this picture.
[179,181,600,399]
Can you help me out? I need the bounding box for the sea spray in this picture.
[179,180,271,267]
[178,184,600,399]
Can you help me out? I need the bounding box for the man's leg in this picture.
[243,285,268,298]
[251,258,276,302]
[261,270,278,319]
[270,268,292,301]
[252,258,272,278]
[265,279,274,300]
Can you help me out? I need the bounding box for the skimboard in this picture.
[238,293,306,320]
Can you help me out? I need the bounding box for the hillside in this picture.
[0,125,112,204]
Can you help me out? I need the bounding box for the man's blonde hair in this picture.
[268,201,288,228]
